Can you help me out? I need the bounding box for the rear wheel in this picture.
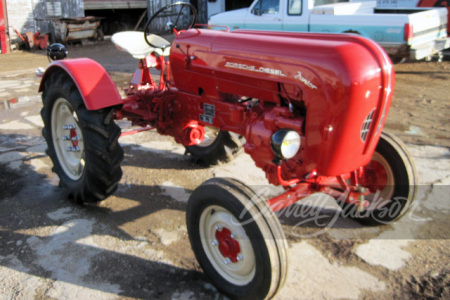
[185,128,244,165]
[41,70,123,204]
[187,178,287,300]
[340,132,418,225]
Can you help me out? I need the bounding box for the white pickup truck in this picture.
[209,0,450,62]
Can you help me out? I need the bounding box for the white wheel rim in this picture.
[365,152,395,211]
[196,127,219,148]
[199,205,256,286]
[51,98,85,180]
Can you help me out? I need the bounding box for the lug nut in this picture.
[62,135,79,141]
[237,254,243,261]
[62,124,76,130]
[66,146,80,152]
[215,224,223,231]
[211,240,218,246]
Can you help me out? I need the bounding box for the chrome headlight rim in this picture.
[271,129,301,160]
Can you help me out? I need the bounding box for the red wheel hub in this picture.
[183,121,205,146]
[215,227,241,263]
[189,127,204,144]
[360,160,388,193]
[70,128,79,147]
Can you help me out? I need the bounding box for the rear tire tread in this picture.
[41,70,123,204]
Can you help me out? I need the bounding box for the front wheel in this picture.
[340,132,418,225]
[187,178,288,300]
[41,70,124,204]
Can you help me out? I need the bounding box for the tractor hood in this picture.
[170,29,395,176]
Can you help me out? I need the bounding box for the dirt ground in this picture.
[388,61,450,147]
[0,41,449,300]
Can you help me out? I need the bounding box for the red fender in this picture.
[39,58,122,110]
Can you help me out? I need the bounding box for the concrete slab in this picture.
[278,242,386,299]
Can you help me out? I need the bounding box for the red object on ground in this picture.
[0,0,10,54]
[34,33,49,50]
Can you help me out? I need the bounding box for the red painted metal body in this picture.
[0,0,9,54]
[169,29,394,181]
[39,58,122,110]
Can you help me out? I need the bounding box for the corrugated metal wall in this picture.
[147,0,176,15]
[146,0,208,30]
[84,0,147,10]
[146,0,189,33]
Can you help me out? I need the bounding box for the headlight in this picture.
[271,129,301,160]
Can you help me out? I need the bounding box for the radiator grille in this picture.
[361,109,375,142]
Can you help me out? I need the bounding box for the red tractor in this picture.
[39,3,417,299]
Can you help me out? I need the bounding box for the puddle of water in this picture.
[0,98,18,110]
[405,125,423,136]
[0,95,41,110]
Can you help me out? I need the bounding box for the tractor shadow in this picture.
[0,134,218,299]
[0,180,217,299]
[121,145,201,170]
[119,135,210,171]
[276,199,370,240]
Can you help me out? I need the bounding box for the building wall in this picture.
[5,0,224,43]
[7,0,39,36]
[7,0,84,41]
[197,0,207,23]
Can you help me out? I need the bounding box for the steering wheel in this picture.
[143,2,198,48]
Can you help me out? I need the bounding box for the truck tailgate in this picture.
[402,8,448,47]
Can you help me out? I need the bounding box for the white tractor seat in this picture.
[111,31,171,59]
